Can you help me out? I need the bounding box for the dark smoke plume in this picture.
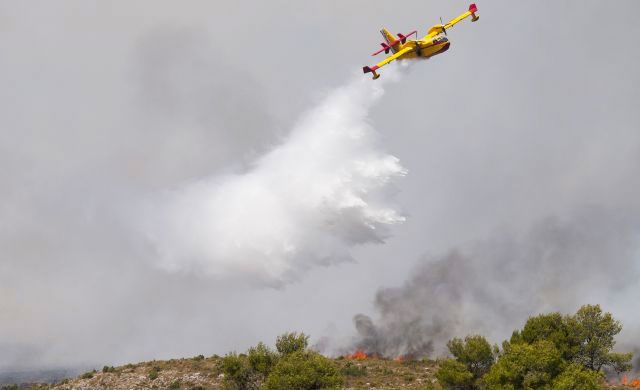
[352,207,640,358]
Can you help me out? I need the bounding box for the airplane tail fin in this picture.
[380,28,400,53]
[469,3,479,22]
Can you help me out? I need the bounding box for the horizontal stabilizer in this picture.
[371,30,418,56]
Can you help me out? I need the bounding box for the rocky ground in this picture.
[5,356,634,389]
[7,355,440,390]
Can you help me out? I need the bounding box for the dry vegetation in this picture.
[6,355,636,389]
[10,355,440,390]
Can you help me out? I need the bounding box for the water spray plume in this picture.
[141,68,407,286]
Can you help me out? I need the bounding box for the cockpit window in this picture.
[434,34,448,43]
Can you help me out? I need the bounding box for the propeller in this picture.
[439,17,447,35]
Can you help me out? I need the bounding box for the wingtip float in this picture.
[362,3,479,80]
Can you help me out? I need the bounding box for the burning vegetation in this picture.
[621,375,640,388]
[346,350,369,360]
[5,305,635,389]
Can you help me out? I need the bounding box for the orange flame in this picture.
[394,354,415,362]
[621,375,640,388]
[347,350,368,360]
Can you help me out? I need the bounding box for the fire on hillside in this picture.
[621,375,640,388]
[346,350,368,360]
[344,350,415,362]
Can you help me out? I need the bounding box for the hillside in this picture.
[9,355,440,390]
[7,355,636,390]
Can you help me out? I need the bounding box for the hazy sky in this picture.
[1,1,639,370]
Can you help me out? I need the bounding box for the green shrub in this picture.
[510,304,632,374]
[148,368,159,380]
[1,385,19,390]
[447,335,495,379]
[248,342,278,376]
[435,359,474,389]
[570,304,632,372]
[264,350,343,390]
[275,332,309,356]
[80,369,96,379]
[193,354,205,361]
[552,363,603,390]
[222,352,254,390]
[511,312,576,360]
[168,380,181,389]
[482,340,562,389]
[102,365,116,373]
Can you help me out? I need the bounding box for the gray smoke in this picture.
[352,207,640,358]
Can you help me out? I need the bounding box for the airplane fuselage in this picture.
[398,35,450,60]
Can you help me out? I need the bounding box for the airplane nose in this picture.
[437,42,451,55]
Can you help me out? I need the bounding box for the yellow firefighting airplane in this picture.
[363,3,479,79]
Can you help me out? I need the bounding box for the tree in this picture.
[510,312,578,360]
[569,304,632,372]
[508,304,632,374]
[435,359,474,389]
[221,352,258,390]
[264,350,343,390]
[447,335,496,379]
[482,340,563,389]
[247,342,278,376]
[275,332,309,356]
[552,363,603,390]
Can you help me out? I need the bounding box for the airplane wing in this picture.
[444,3,479,30]
[363,46,413,79]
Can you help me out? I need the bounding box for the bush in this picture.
[552,363,603,390]
[482,340,562,389]
[193,354,205,361]
[570,304,632,372]
[447,335,495,379]
[148,368,159,380]
[222,352,256,390]
[102,365,116,373]
[248,342,278,376]
[510,304,632,374]
[435,359,474,389]
[510,312,577,360]
[275,332,309,356]
[80,369,96,379]
[168,380,181,389]
[264,350,343,390]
